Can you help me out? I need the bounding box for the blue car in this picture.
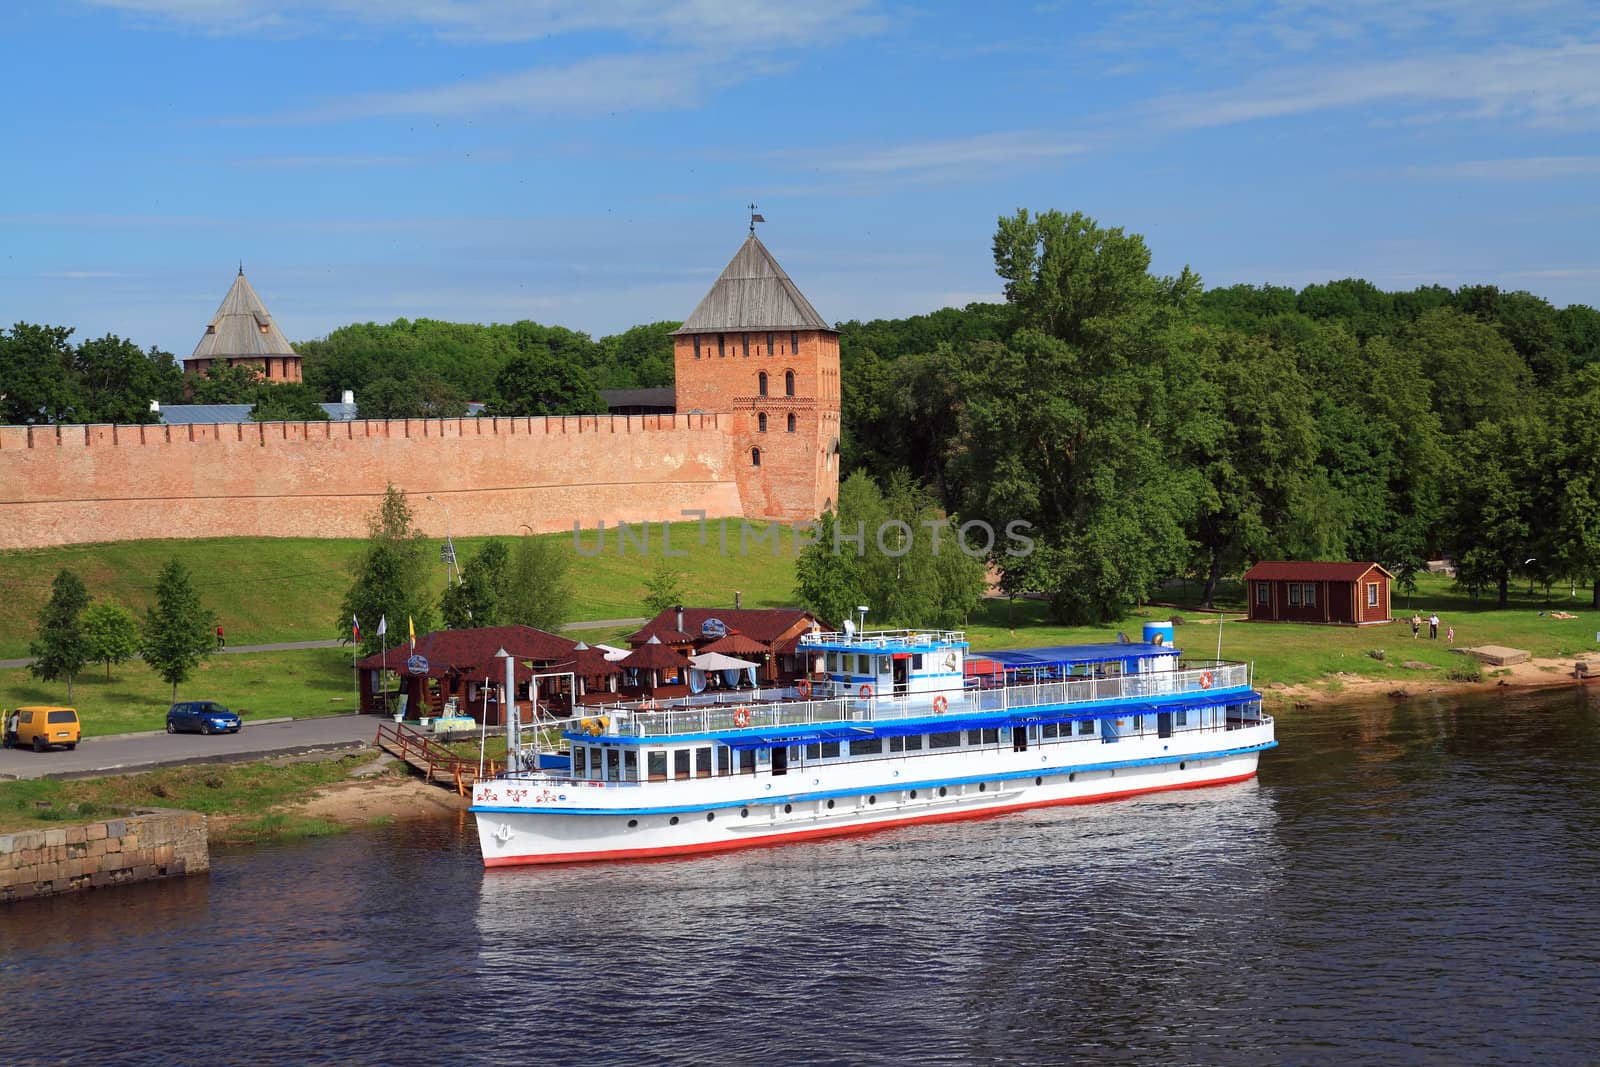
[166,700,242,735]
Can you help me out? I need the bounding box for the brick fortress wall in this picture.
[0,414,748,550]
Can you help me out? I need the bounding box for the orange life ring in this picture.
[796,678,813,698]
[733,706,751,727]
[932,695,948,714]
[859,683,874,699]
[1199,671,1214,690]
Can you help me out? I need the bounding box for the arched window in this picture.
[758,412,768,433]
[784,370,795,396]
[758,372,768,397]
[751,447,761,467]
[786,413,796,433]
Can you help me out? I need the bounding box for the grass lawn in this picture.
[0,752,386,835]
[0,521,800,658]
[0,648,356,736]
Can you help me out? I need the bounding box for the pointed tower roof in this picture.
[188,268,297,363]
[672,234,832,335]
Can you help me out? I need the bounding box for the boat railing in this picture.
[614,661,1252,739]
[798,628,967,648]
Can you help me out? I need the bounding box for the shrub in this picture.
[1169,614,1185,626]
[1446,660,1483,683]
[1367,649,1386,661]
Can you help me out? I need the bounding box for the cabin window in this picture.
[695,746,712,778]
[851,738,882,756]
[804,742,820,760]
[742,333,750,357]
[1367,582,1379,607]
[625,751,639,780]
[1175,710,1188,727]
[1303,583,1316,606]
[787,413,796,433]
[928,731,961,749]
[673,750,691,780]
[856,654,871,674]
[758,412,768,433]
[822,741,840,758]
[785,370,795,396]
[912,653,923,670]
[1288,584,1302,606]
[758,371,768,397]
[890,735,923,752]
[740,749,757,775]
[571,746,587,777]
[718,334,725,357]
[605,749,621,781]
[694,335,701,359]
[717,745,733,775]
[1077,720,1095,736]
[1256,583,1269,606]
[966,729,983,746]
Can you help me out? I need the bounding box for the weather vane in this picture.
[749,203,765,235]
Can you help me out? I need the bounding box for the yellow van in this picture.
[12,706,81,752]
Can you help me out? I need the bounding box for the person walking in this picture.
[1411,613,1421,639]
[1428,613,1439,639]
[216,624,226,650]
[1447,625,1455,645]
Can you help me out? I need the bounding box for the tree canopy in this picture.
[141,558,215,702]
[338,486,437,655]
[29,569,91,701]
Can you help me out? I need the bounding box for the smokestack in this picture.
[341,389,355,406]
[676,605,684,633]
[149,400,160,413]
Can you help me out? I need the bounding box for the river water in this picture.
[4,685,1599,1066]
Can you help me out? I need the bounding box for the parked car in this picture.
[166,701,241,735]
[9,706,81,751]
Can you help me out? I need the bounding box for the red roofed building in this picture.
[1242,561,1394,625]
[355,624,580,724]
[629,606,821,683]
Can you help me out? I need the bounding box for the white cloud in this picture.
[808,132,1088,175]
[1145,42,1600,129]
[1402,156,1600,179]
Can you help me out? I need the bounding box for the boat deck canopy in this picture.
[983,643,1176,667]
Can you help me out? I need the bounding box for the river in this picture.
[4,685,1598,1066]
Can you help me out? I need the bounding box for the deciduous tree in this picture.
[83,600,141,680]
[505,534,573,632]
[338,486,436,655]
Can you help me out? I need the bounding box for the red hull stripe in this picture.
[482,768,1258,868]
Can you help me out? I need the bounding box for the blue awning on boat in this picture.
[720,725,871,751]
[982,643,1176,667]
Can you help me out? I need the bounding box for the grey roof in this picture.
[600,388,676,409]
[186,269,298,364]
[157,401,358,425]
[672,235,833,335]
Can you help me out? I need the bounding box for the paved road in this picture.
[0,714,380,781]
[0,618,646,669]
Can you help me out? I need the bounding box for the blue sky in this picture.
[3,1,1598,358]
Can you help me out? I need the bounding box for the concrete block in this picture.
[66,826,86,845]
[106,820,125,838]
[45,829,66,847]
[86,823,106,841]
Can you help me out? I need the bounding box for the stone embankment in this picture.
[0,809,209,903]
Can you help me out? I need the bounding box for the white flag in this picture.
[377,614,387,636]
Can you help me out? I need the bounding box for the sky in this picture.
[3,1,1598,359]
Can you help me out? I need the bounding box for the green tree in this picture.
[337,486,437,655]
[251,382,330,422]
[1408,308,1531,436]
[441,539,512,628]
[592,322,679,389]
[28,569,91,700]
[142,558,216,702]
[190,361,265,403]
[1549,364,1600,607]
[355,371,468,419]
[0,323,80,425]
[505,534,574,632]
[641,558,687,616]
[795,508,865,629]
[1447,416,1548,607]
[73,335,183,423]
[485,349,606,417]
[83,600,141,680]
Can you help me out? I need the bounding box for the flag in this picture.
[377,614,387,637]
[408,615,416,651]
[351,615,360,641]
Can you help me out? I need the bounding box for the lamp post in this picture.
[426,494,462,589]
[1524,558,1537,596]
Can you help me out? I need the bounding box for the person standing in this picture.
[216,624,225,650]
[1411,613,1421,638]
[1447,625,1455,645]
[1429,613,1439,639]
[3,708,18,749]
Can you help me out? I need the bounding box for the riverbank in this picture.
[1264,652,1594,707]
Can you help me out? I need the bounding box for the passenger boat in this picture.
[471,623,1275,866]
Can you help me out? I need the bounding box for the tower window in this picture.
[718,334,725,358]
[743,333,750,357]
[751,447,761,467]
[758,371,768,397]
[785,370,795,397]
[694,335,701,359]
[758,412,768,433]
[791,331,800,354]
[787,413,796,433]
[767,332,774,355]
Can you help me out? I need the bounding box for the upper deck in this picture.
[797,627,969,652]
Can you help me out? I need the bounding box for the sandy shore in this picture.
[1265,654,1595,708]
[293,775,470,825]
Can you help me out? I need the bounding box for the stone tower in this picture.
[184,267,303,384]
[673,231,841,521]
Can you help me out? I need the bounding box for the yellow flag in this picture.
[408,615,416,650]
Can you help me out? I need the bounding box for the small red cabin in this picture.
[1242,561,1393,626]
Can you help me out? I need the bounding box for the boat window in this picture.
[717,745,734,775]
[805,742,820,760]
[739,749,757,775]
[982,728,1000,745]
[570,745,586,777]
[928,731,961,749]
[695,746,712,778]
[1175,710,1188,727]
[625,750,639,780]
[912,653,923,670]
[821,741,841,759]
[605,749,621,781]
[1133,715,1144,732]
[674,750,692,780]
[851,738,882,756]
[1042,723,1059,739]
[856,654,871,674]
[966,729,983,746]
[1077,720,1095,736]
[647,751,667,781]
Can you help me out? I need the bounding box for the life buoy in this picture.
[733,706,751,727]
[796,678,813,699]
[859,683,874,700]
[1199,671,1214,690]
[932,695,948,714]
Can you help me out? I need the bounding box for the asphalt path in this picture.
[0,714,380,781]
[0,618,646,670]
